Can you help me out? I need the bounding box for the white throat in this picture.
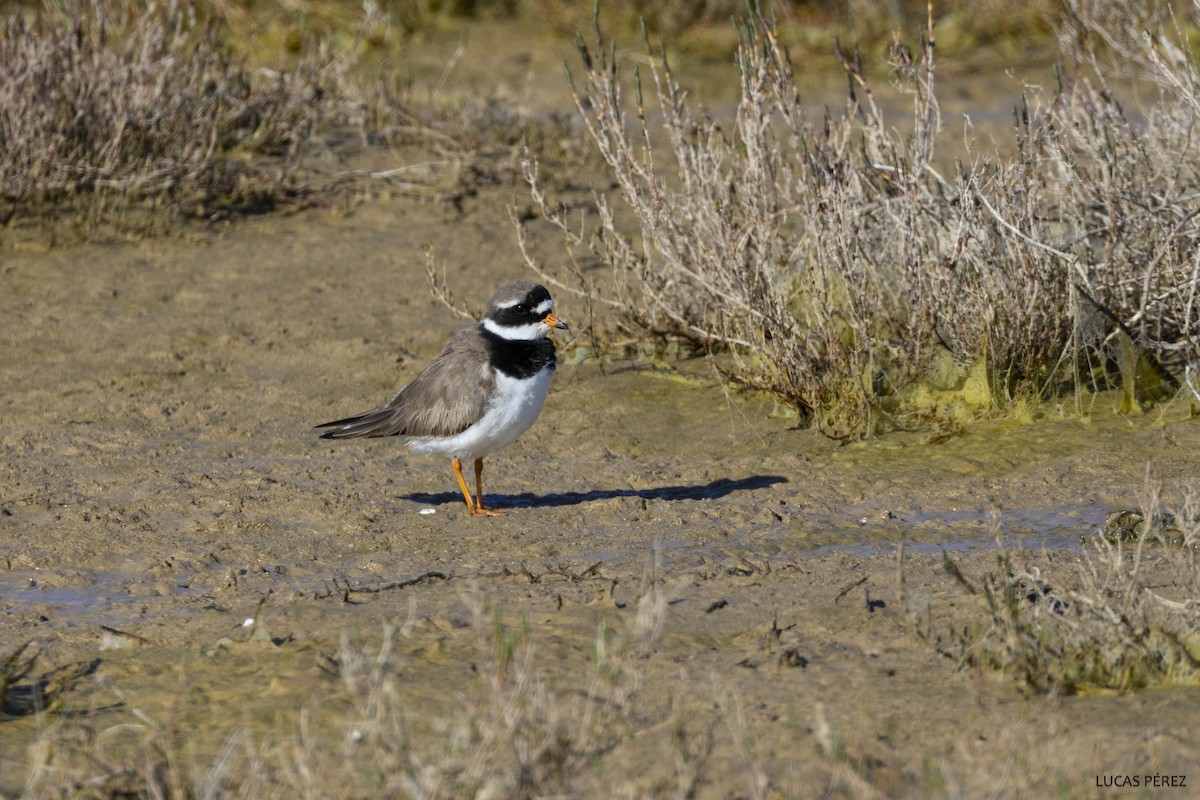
[483,317,547,341]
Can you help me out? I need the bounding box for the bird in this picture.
[316,280,568,516]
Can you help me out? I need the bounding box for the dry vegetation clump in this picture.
[522,0,1200,438]
[937,487,1200,695]
[18,591,663,799]
[0,0,583,237]
[0,0,341,232]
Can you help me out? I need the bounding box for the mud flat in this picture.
[2,176,1199,797]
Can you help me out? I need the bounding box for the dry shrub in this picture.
[1028,0,1200,409]
[522,0,1200,438]
[0,0,590,235]
[521,4,1026,438]
[0,0,339,230]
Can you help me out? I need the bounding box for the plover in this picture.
[316,280,568,516]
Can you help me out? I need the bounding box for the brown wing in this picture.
[316,327,493,439]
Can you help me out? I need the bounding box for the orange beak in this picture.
[541,312,568,330]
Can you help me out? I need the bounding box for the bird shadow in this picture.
[400,474,788,510]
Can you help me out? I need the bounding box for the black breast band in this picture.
[481,327,557,379]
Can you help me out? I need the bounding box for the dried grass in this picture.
[0,0,585,238]
[0,0,338,232]
[18,584,665,799]
[939,483,1200,695]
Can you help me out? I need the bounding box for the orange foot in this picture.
[471,503,505,517]
[452,457,506,517]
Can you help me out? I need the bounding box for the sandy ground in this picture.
[3,22,1200,799]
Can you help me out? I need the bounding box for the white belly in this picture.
[407,367,554,461]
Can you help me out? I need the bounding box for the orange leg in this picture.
[451,457,478,514]
[473,457,503,516]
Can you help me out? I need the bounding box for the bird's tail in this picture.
[315,407,397,439]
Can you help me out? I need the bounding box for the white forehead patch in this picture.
[533,299,553,316]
